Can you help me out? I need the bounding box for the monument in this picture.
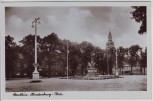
[84,53,99,78]
[82,32,119,80]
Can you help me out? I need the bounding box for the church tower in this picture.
[106,32,114,49]
[106,32,115,74]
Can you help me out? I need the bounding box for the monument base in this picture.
[83,67,99,79]
[30,63,42,83]
[30,72,42,83]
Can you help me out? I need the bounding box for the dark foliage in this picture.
[131,6,146,34]
[5,33,147,78]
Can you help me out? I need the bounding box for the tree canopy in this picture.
[131,6,146,34]
[5,33,147,78]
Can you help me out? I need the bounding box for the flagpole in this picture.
[115,46,119,77]
[67,41,69,79]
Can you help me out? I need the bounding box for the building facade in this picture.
[106,32,115,74]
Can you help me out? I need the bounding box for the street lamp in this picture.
[106,48,110,75]
[30,17,42,83]
[66,41,69,79]
[115,47,119,77]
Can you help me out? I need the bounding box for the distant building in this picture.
[106,32,115,74]
[112,63,147,75]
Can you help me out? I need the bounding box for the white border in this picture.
[0,1,152,100]
[0,0,151,3]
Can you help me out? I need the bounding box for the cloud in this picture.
[5,7,146,49]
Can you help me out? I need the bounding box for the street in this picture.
[6,75,147,92]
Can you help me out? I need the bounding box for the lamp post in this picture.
[116,48,118,70]
[67,41,69,79]
[106,48,109,75]
[115,47,119,77]
[30,17,42,82]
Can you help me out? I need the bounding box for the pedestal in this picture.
[86,68,99,77]
[30,63,42,83]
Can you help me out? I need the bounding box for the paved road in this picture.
[5,75,147,92]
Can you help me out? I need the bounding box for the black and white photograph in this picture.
[0,1,152,100]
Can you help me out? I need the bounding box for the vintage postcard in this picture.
[0,1,152,100]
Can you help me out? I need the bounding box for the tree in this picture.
[79,41,94,76]
[58,39,71,76]
[68,43,81,76]
[117,47,126,74]
[41,33,60,77]
[12,45,26,77]
[139,48,147,75]
[5,35,17,80]
[19,34,42,78]
[131,6,146,34]
[94,47,106,74]
[127,45,141,74]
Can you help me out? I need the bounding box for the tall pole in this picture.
[35,18,37,64]
[115,47,119,77]
[32,17,40,68]
[32,17,40,63]
[107,48,109,75]
[30,17,41,82]
[67,41,69,79]
[116,48,117,69]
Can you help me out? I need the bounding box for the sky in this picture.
[5,7,147,50]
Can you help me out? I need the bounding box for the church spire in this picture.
[108,31,112,41]
[106,31,114,48]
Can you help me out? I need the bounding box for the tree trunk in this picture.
[48,61,51,78]
[6,64,11,80]
[140,66,142,75]
[120,68,121,75]
[144,67,145,75]
[81,65,84,76]
[110,60,112,75]
[130,66,133,75]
